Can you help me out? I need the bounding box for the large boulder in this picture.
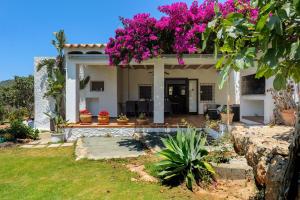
[232,125,293,200]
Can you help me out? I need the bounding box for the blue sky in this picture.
[0,0,197,81]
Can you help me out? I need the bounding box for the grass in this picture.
[0,147,197,200]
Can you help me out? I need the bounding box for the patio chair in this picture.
[148,101,154,116]
[204,104,221,120]
[126,101,136,116]
[137,101,148,115]
[164,101,172,115]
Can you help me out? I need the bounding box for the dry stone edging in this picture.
[232,124,293,200]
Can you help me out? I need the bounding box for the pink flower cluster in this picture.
[105,0,258,66]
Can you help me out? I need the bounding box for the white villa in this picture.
[34,44,279,140]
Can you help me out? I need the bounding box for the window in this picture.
[242,74,265,95]
[200,84,215,102]
[139,85,152,100]
[91,81,104,92]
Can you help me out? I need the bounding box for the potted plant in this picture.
[220,106,234,124]
[98,110,110,125]
[204,119,221,139]
[45,113,67,143]
[117,113,129,125]
[178,118,188,128]
[80,109,92,124]
[136,113,148,125]
[268,84,297,126]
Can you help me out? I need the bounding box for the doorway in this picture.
[165,78,189,114]
[188,79,198,114]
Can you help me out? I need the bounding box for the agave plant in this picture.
[155,128,215,190]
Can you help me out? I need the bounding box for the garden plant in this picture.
[155,128,215,190]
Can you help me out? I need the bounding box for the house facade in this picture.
[34,43,283,135]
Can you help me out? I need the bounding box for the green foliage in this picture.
[204,0,300,90]
[8,108,29,122]
[2,133,14,142]
[0,148,195,200]
[37,30,67,120]
[1,120,39,140]
[0,104,5,124]
[117,113,129,121]
[155,128,215,190]
[0,76,34,117]
[79,76,90,90]
[45,113,68,134]
[220,106,232,114]
[205,146,232,164]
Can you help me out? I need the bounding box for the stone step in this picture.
[213,157,254,181]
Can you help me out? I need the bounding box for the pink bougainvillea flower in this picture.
[105,0,258,66]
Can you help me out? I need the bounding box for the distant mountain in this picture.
[0,79,14,87]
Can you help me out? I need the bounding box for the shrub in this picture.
[155,128,215,190]
[8,108,29,122]
[2,133,14,141]
[9,120,39,140]
[0,104,5,124]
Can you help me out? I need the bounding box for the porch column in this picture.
[153,59,164,123]
[66,62,79,123]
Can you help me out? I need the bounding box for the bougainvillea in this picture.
[105,0,258,65]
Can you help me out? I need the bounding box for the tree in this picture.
[37,30,66,119]
[204,0,300,199]
[0,76,34,116]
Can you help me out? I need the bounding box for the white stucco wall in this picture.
[240,67,275,124]
[79,65,118,117]
[119,67,236,114]
[34,57,55,130]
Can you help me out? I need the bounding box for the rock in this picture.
[231,124,292,200]
[256,159,267,185]
[265,155,287,200]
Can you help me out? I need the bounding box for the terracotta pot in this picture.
[136,119,148,125]
[117,119,129,125]
[98,115,110,125]
[280,109,296,126]
[220,113,234,124]
[80,114,92,124]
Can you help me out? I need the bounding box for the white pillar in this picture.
[66,62,79,123]
[153,59,164,123]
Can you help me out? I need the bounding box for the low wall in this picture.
[64,127,196,142]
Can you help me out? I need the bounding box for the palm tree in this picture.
[37,30,66,119]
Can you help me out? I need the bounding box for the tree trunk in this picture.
[279,86,300,199]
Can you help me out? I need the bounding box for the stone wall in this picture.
[64,127,187,142]
[231,124,293,200]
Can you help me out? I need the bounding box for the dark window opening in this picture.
[68,51,83,54]
[200,84,214,102]
[86,51,102,54]
[91,81,104,92]
[139,85,152,100]
[242,74,265,95]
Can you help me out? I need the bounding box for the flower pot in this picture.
[117,119,129,125]
[51,133,64,143]
[80,114,92,124]
[220,113,234,124]
[136,119,148,125]
[204,127,220,139]
[280,109,296,126]
[98,115,110,125]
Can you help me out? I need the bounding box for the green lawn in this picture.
[0,147,197,200]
